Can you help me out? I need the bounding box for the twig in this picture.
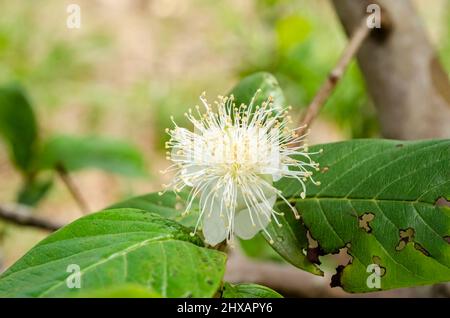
[0,204,62,231]
[56,164,90,214]
[298,16,372,134]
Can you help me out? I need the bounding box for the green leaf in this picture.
[222,282,283,298]
[263,203,323,275]
[109,191,198,227]
[238,234,282,262]
[17,176,53,206]
[72,284,161,298]
[0,208,226,297]
[271,139,450,292]
[229,72,285,112]
[37,135,147,177]
[0,84,38,172]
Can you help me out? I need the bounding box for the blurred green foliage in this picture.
[0,84,147,207]
[0,85,37,172]
[38,135,147,177]
[240,2,379,138]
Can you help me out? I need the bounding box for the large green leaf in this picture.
[37,135,147,177]
[228,72,285,111]
[0,208,226,297]
[270,139,450,292]
[222,282,283,298]
[72,284,161,298]
[0,85,38,172]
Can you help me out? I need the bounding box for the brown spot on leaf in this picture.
[358,213,375,233]
[396,228,415,251]
[321,166,329,173]
[414,243,430,256]
[358,212,375,233]
[372,256,386,276]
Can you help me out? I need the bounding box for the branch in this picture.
[298,16,371,134]
[0,204,62,232]
[56,164,90,214]
[333,0,450,139]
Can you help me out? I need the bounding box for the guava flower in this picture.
[161,91,321,246]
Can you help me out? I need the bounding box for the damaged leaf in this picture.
[272,139,450,292]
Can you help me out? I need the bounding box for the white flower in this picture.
[161,91,321,246]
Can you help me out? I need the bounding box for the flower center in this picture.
[230,162,241,180]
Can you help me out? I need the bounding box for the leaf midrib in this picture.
[37,235,175,297]
[281,196,439,207]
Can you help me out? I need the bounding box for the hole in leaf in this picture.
[330,265,345,288]
[307,247,322,265]
[358,212,375,233]
[327,245,353,288]
[319,246,352,272]
[306,230,318,248]
[306,230,322,264]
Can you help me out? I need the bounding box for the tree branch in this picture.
[56,164,89,214]
[0,204,62,232]
[298,16,372,134]
[332,0,450,139]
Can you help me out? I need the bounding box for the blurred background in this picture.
[0,0,449,293]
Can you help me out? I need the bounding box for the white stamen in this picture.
[162,92,320,245]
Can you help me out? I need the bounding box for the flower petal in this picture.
[200,184,228,246]
[203,211,228,246]
[234,194,276,240]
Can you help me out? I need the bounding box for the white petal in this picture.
[200,184,228,246]
[234,194,276,240]
[203,212,228,246]
[272,164,289,182]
